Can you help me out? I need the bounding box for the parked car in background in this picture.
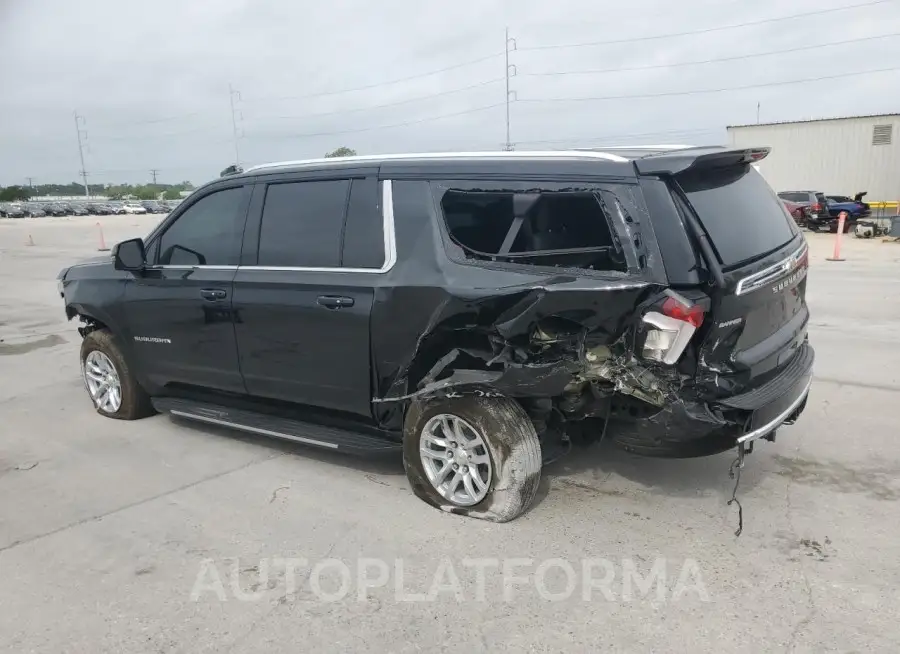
[106,202,126,215]
[24,203,47,217]
[70,203,90,216]
[87,203,112,215]
[781,199,809,228]
[1,203,27,218]
[777,191,828,220]
[826,195,871,219]
[776,190,848,232]
[141,201,167,214]
[41,203,68,217]
[122,201,148,215]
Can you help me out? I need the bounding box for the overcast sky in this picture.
[1,0,899,186]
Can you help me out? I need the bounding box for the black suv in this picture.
[58,149,813,522]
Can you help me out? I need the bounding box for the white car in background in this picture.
[121,202,148,214]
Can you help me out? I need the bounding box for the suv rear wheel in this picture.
[403,395,541,522]
[80,329,154,420]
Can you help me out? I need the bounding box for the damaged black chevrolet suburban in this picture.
[57,148,813,522]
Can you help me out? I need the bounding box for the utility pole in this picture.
[229,84,242,166]
[74,111,90,198]
[756,102,761,124]
[150,169,159,185]
[504,28,517,151]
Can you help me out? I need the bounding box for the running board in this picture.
[151,398,402,455]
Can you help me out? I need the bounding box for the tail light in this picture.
[810,203,821,212]
[641,295,705,365]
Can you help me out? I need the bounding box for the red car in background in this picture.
[781,198,809,228]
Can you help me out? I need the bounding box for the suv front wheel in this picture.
[403,395,542,522]
[80,328,154,420]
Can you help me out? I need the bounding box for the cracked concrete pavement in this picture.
[1,215,899,652]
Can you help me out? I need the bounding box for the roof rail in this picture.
[575,144,697,151]
[243,150,630,173]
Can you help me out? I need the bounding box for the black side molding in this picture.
[152,398,401,454]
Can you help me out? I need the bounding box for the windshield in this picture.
[679,165,799,267]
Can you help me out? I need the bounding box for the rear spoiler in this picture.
[633,147,770,176]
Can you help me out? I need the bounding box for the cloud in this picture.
[1,0,899,185]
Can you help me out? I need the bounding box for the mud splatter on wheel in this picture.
[403,395,541,522]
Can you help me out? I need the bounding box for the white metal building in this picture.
[726,114,900,201]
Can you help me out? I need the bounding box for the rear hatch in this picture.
[638,150,808,397]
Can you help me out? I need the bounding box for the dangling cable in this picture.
[727,443,746,537]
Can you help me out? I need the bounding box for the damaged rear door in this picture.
[392,175,670,405]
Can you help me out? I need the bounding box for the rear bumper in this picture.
[736,376,810,444]
[609,344,814,456]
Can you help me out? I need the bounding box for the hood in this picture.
[58,253,114,280]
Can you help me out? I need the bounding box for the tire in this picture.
[403,395,542,523]
[80,328,155,420]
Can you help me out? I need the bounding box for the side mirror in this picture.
[113,238,146,271]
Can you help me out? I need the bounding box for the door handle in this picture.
[317,295,354,309]
[200,288,227,301]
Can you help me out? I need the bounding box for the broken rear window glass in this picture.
[439,188,627,272]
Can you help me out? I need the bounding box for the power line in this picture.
[518,0,892,51]
[244,102,506,141]
[515,126,723,147]
[521,32,900,78]
[517,65,900,104]
[241,51,505,105]
[92,112,206,128]
[87,126,231,143]
[150,169,159,184]
[248,78,504,122]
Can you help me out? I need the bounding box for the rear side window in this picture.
[779,192,807,203]
[258,179,350,268]
[815,193,828,205]
[157,186,249,266]
[438,187,626,272]
[678,165,798,267]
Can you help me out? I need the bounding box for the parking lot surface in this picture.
[1,215,899,652]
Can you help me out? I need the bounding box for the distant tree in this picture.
[325,147,356,158]
[0,185,32,201]
[163,188,184,200]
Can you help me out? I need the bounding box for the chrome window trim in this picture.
[146,180,397,275]
[734,241,808,296]
[238,179,397,274]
